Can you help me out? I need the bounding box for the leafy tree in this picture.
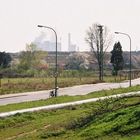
[110,41,124,76]
[18,43,47,71]
[0,52,12,68]
[85,23,113,80]
[65,53,89,70]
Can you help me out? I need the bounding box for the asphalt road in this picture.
[0,78,140,105]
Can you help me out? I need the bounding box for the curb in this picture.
[0,91,140,118]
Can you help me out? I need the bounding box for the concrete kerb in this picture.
[0,91,140,118]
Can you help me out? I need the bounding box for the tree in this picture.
[110,41,124,76]
[0,52,12,68]
[18,43,47,71]
[85,23,113,80]
[65,53,89,70]
[0,52,11,87]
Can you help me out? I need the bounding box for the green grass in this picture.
[0,75,127,95]
[0,96,139,140]
[1,85,140,113]
[77,103,140,140]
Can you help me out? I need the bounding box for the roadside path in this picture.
[0,78,140,105]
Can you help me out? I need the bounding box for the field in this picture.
[0,75,127,95]
[0,95,140,140]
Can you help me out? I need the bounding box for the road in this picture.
[0,78,140,105]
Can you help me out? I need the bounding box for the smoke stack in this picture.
[68,33,71,51]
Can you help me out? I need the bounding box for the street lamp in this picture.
[38,25,58,96]
[98,25,104,81]
[115,32,132,87]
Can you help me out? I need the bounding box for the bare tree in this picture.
[85,23,113,80]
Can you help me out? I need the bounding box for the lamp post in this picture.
[98,25,104,81]
[115,32,132,87]
[38,25,58,96]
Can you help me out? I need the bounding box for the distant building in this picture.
[69,44,76,52]
[36,41,61,52]
[34,32,61,52]
[68,33,77,52]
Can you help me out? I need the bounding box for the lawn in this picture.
[0,96,139,140]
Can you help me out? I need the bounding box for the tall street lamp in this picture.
[98,25,104,81]
[38,25,58,96]
[115,32,132,87]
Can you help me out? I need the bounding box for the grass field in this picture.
[1,85,140,113]
[0,75,127,95]
[0,95,139,140]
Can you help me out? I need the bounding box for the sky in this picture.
[0,0,140,52]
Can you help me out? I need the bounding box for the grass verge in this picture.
[0,96,139,140]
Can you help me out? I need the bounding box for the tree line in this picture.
[0,23,124,80]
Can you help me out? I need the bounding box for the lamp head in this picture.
[115,32,119,34]
[38,25,43,28]
[98,25,103,27]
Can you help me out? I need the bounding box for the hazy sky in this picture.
[0,0,140,52]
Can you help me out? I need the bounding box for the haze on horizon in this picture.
[0,0,140,52]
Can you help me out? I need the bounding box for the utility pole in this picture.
[98,25,104,81]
